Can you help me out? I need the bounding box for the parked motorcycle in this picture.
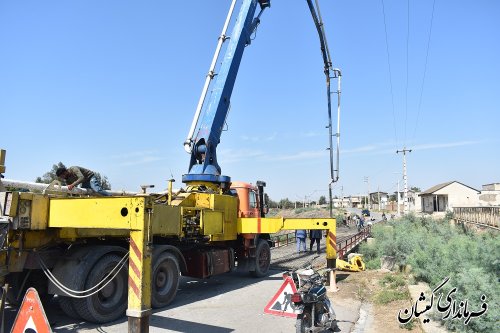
[287,267,339,333]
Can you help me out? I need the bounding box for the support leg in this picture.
[127,207,153,333]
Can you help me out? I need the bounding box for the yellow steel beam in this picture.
[49,196,147,229]
[237,217,337,265]
[237,217,334,233]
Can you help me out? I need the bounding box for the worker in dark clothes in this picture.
[56,166,110,196]
[309,229,322,254]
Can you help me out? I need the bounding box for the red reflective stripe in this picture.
[129,258,141,279]
[129,276,140,298]
[130,238,142,261]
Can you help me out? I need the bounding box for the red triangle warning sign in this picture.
[263,276,299,318]
[11,288,51,333]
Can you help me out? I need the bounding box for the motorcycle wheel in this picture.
[296,308,313,333]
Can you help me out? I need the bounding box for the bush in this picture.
[358,215,499,332]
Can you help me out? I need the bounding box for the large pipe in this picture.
[0,179,138,196]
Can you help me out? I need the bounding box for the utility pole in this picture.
[340,186,344,208]
[363,176,370,209]
[396,147,412,215]
[397,179,401,216]
[377,186,381,211]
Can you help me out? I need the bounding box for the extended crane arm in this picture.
[183,0,270,185]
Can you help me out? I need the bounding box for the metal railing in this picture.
[336,225,371,260]
[453,206,500,230]
[271,224,373,258]
[271,231,296,248]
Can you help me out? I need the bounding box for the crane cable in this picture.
[36,251,129,298]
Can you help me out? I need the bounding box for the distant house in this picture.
[479,183,500,206]
[369,191,388,210]
[419,181,480,213]
[349,196,362,208]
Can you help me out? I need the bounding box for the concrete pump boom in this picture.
[183,0,270,185]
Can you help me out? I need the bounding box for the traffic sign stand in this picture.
[11,288,51,333]
[263,276,299,318]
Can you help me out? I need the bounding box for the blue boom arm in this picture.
[183,0,270,185]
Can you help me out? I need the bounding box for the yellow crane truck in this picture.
[0,0,339,329]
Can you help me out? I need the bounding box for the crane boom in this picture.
[183,0,270,185]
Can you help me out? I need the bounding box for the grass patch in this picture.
[379,273,406,288]
[354,278,369,302]
[373,273,410,304]
[373,288,410,304]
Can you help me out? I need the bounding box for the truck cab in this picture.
[231,181,267,218]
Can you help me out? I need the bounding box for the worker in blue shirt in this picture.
[295,229,307,253]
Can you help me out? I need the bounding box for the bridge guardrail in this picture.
[271,225,372,260]
[336,225,371,260]
[453,206,500,230]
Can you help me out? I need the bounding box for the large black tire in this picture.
[72,254,128,323]
[58,296,80,319]
[250,240,271,277]
[151,252,180,308]
[296,308,313,333]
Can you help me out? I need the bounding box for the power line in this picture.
[380,0,399,150]
[412,0,437,142]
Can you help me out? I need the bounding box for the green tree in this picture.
[278,198,293,209]
[264,193,278,208]
[35,162,66,184]
[93,173,111,190]
[318,196,327,205]
[36,163,111,190]
[410,186,421,192]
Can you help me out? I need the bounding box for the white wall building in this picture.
[419,181,480,213]
[479,183,500,206]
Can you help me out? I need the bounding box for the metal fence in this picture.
[271,225,372,260]
[336,225,371,260]
[453,206,500,230]
[271,231,297,248]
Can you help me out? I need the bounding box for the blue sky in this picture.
[1,0,499,201]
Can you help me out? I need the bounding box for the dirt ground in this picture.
[271,208,424,332]
[332,269,424,333]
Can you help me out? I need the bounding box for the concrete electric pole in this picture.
[340,185,344,208]
[396,148,412,214]
[397,179,401,216]
[363,176,370,209]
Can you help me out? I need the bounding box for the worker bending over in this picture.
[56,166,110,196]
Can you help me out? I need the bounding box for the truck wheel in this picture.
[73,254,128,323]
[58,296,80,319]
[251,240,270,277]
[152,252,180,308]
